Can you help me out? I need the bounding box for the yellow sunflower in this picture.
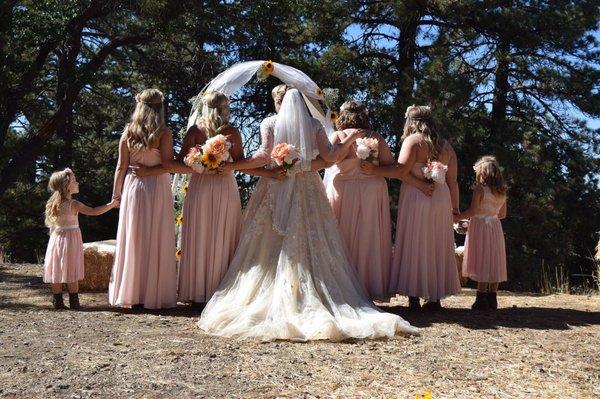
[175,214,183,225]
[201,151,221,169]
[316,87,323,97]
[263,60,274,74]
[175,248,182,261]
[330,110,339,122]
[183,183,189,193]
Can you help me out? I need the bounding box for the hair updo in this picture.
[271,84,293,107]
[336,100,370,130]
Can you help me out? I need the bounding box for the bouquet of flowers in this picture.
[454,220,469,235]
[184,134,232,173]
[271,143,300,171]
[356,137,379,164]
[422,161,448,184]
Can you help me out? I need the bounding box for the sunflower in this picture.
[263,60,274,74]
[175,214,183,225]
[201,151,221,169]
[183,183,189,194]
[315,87,323,97]
[175,248,182,261]
[415,391,432,399]
[330,110,339,122]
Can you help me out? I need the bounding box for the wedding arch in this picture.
[173,61,338,254]
[186,60,335,133]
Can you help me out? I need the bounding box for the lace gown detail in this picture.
[197,116,417,341]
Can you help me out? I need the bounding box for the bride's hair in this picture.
[123,89,165,150]
[272,84,293,107]
[201,91,230,137]
[336,100,370,130]
[402,105,443,160]
[44,168,74,227]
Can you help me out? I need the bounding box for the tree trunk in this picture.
[392,9,422,154]
[490,41,510,147]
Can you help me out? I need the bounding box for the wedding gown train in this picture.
[197,110,417,341]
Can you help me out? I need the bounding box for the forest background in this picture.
[1,0,598,292]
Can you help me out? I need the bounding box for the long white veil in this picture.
[271,89,316,234]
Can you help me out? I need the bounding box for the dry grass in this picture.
[540,260,570,294]
[0,263,599,398]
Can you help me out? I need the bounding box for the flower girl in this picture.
[44,168,118,309]
[455,156,507,310]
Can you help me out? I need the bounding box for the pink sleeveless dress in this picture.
[462,186,507,283]
[178,169,241,303]
[389,162,461,301]
[326,158,392,299]
[43,200,84,284]
[108,147,177,309]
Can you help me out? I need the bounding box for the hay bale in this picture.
[80,240,115,292]
[455,246,467,286]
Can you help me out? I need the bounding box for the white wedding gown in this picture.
[197,112,418,341]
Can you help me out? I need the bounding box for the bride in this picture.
[197,88,418,341]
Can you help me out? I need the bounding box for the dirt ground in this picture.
[0,263,598,398]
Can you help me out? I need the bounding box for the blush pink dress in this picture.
[389,162,461,301]
[108,147,177,309]
[462,186,507,283]
[178,167,242,303]
[326,157,392,300]
[43,200,84,284]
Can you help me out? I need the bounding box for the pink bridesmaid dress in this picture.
[43,200,84,284]
[462,186,507,283]
[326,158,392,300]
[178,168,241,303]
[109,147,177,309]
[389,162,461,301]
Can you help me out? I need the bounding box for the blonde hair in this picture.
[123,89,165,150]
[44,168,74,227]
[336,100,370,130]
[200,91,230,137]
[474,155,507,197]
[403,105,443,160]
[271,84,293,106]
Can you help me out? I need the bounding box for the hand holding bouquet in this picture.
[422,161,448,184]
[271,143,300,172]
[184,134,232,173]
[356,137,379,164]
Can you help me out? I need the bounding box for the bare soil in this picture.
[1,263,599,398]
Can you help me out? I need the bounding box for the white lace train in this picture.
[197,172,418,341]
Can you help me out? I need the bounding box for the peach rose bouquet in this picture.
[271,143,300,171]
[184,134,232,172]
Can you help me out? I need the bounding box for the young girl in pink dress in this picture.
[44,168,118,309]
[362,105,461,310]
[324,100,394,300]
[455,156,507,310]
[109,89,178,310]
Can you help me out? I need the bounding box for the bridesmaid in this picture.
[177,92,243,305]
[109,89,178,310]
[324,100,394,300]
[362,105,461,310]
